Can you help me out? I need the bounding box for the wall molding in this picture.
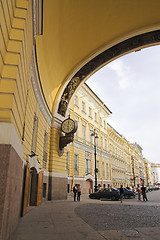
[50,172,68,178]
[31,47,52,126]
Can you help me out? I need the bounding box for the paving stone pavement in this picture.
[13,191,160,240]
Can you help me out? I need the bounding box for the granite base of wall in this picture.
[43,175,49,201]
[0,144,23,240]
[49,176,68,200]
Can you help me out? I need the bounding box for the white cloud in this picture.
[108,59,133,89]
[87,46,160,164]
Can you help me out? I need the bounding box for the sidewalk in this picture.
[13,195,160,240]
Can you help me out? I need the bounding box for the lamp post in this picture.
[91,129,98,192]
[131,155,136,186]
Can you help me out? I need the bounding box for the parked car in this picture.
[117,188,135,199]
[123,188,136,198]
[89,188,120,201]
[147,186,153,191]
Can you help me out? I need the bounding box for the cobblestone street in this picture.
[75,203,160,230]
[14,190,160,240]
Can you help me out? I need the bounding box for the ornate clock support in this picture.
[59,116,78,156]
[59,133,74,156]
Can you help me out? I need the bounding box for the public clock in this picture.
[61,118,78,134]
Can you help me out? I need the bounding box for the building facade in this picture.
[151,164,160,184]
[68,84,152,192]
[131,143,145,185]
[67,83,112,194]
[143,158,153,185]
[107,124,131,188]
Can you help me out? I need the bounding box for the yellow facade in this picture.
[68,84,111,193]
[68,84,152,191]
[143,158,153,185]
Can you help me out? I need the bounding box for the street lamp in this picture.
[131,155,136,186]
[91,129,99,192]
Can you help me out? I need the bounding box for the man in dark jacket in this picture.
[73,184,77,201]
[141,184,148,201]
[120,185,124,203]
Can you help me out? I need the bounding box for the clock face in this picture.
[61,119,75,134]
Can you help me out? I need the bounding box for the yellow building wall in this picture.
[22,83,37,160]
[0,0,31,138]
[68,85,111,187]
[107,124,137,188]
[0,0,50,171]
[49,127,66,173]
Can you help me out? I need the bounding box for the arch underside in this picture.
[58,30,160,117]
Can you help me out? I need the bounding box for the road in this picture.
[75,190,160,231]
[14,190,160,240]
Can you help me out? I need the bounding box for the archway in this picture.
[57,30,160,117]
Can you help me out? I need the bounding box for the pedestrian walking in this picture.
[141,184,148,201]
[137,184,141,200]
[77,184,81,201]
[120,185,124,203]
[73,184,77,201]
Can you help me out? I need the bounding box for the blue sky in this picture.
[86,45,160,164]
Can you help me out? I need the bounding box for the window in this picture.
[89,129,93,144]
[89,107,92,118]
[35,0,43,35]
[43,131,48,167]
[94,112,97,122]
[67,184,70,193]
[100,117,102,126]
[82,125,86,140]
[102,162,105,177]
[43,183,47,198]
[85,159,91,173]
[74,95,78,106]
[105,139,107,150]
[31,114,38,153]
[74,154,78,172]
[101,136,103,149]
[82,101,85,112]
[104,120,106,129]
[106,163,109,178]
[85,152,91,173]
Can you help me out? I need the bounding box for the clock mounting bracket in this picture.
[59,116,78,156]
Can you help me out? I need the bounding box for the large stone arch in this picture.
[57,30,160,117]
[35,0,160,119]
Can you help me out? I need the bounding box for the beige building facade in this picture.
[107,124,131,188]
[143,158,153,185]
[68,83,152,192]
[67,84,112,194]
[151,164,160,184]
